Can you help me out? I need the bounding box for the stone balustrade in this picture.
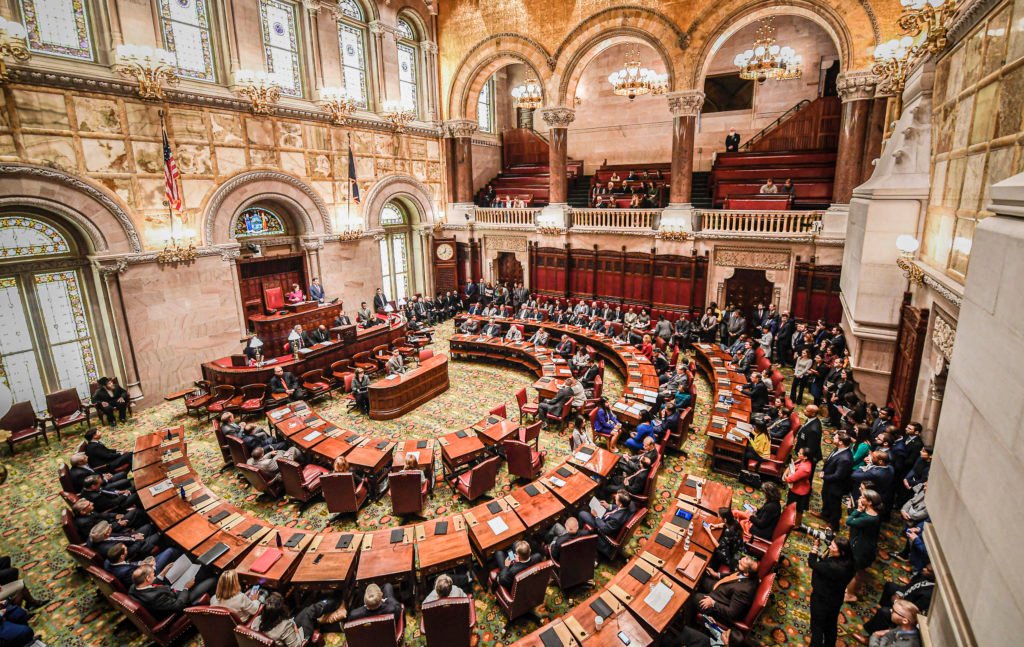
[696,209,823,234]
[474,207,540,226]
[570,208,660,230]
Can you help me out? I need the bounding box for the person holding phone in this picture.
[211,570,262,623]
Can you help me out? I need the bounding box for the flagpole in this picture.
[159,109,175,241]
[347,132,351,229]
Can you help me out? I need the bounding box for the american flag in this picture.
[163,128,181,211]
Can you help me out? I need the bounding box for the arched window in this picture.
[0,216,99,412]
[337,0,369,109]
[395,17,418,115]
[378,202,411,301]
[477,77,495,133]
[259,0,302,97]
[234,207,287,238]
[158,0,216,82]
[17,0,94,61]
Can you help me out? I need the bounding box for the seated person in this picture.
[731,482,782,541]
[91,377,131,425]
[88,521,160,563]
[348,583,402,623]
[740,371,770,411]
[861,565,934,636]
[482,318,502,338]
[767,405,794,441]
[257,591,347,647]
[624,403,679,451]
[303,324,330,346]
[504,324,523,342]
[780,178,795,195]
[743,421,773,471]
[516,305,530,320]
[695,555,761,623]
[570,416,594,452]
[80,474,139,513]
[72,498,144,539]
[555,335,574,359]
[467,301,484,316]
[577,491,636,557]
[269,367,306,402]
[545,517,594,561]
[493,541,542,590]
[351,368,371,415]
[537,380,574,425]
[672,383,693,410]
[0,599,35,647]
[402,453,428,489]
[356,302,377,327]
[759,179,778,194]
[529,308,545,322]
[285,283,304,303]
[69,452,131,493]
[0,555,48,610]
[603,454,652,498]
[588,316,604,333]
[528,328,549,347]
[221,412,286,452]
[570,348,590,374]
[332,456,369,491]
[459,317,480,335]
[423,574,466,604]
[593,398,623,450]
[287,325,306,351]
[610,436,660,480]
[211,569,262,624]
[105,542,181,592]
[246,445,305,481]
[867,599,921,647]
[385,349,406,376]
[706,507,745,572]
[732,341,757,375]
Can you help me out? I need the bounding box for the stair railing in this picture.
[739,99,811,152]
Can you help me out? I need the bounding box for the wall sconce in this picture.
[381,99,416,132]
[233,70,281,115]
[899,0,958,54]
[0,17,29,83]
[895,234,924,285]
[318,86,357,124]
[113,44,178,100]
[660,227,688,242]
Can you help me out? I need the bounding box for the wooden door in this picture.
[887,293,929,426]
[725,268,774,316]
[497,252,524,285]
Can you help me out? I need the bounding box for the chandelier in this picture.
[511,75,542,110]
[114,44,178,100]
[607,47,663,100]
[381,99,416,132]
[734,19,802,83]
[318,86,357,124]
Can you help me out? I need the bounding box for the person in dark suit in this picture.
[82,427,132,472]
[555,335,574,359]
[104,543,181,591]
[616,455,652,497]
[537,380,574,423]
[493,540,542,590]
[308,278,326,303]
[482,318,502,338]
[385,350,406,375]
[333,311,352,327]
[577,491,635,556]
[0,599,35,647]
[356,302,376,327]
[91,377,130,425]
[269,367,305,402]
[578,359,599,390]
[795,405,824,468]
[348,583,402,623]
[302,324,330,346]
[807,537,856,647]
[372,288,389,313]
[545,517,593,561]
[819,432,854,530]
[725,128,741,152]
[80,474,139,513]
[740,371,770,411]
[69,452,131,493]
[88,520,160,562]
[696,555,760,623]
[129,563,216,619]
[71,498,145,538]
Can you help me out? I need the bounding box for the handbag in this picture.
[738,470,762,488]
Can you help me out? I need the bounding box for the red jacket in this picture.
[785,458,813,495]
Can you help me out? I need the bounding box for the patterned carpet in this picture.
[0,322,915,646]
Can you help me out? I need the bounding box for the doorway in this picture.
[497,252,524,285]
[725,268,774,316]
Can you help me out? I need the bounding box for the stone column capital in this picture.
[667,90,705,117]
[443,119,478,138]
[420,40,438,55]
[836,70,878,102]
[540,107,576,128]
[368,20,392,37]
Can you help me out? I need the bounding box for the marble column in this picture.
[540,107,576,205]
[420,40,439,121]
[445,120,478,205]
[832,71,877,204]
[860,89,891,184]
[666,91,704,206]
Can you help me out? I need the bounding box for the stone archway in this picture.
[446,34,553,121]
[359,173,438,230]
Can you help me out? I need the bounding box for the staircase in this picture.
[741,96,841,153]
[690,172,712,209]
[568,175,592,208]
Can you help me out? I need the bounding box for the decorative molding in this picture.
[947,0,1000,45]
[540,107,575,128]
[932,310,956,362]
[300,0,320,15]
[693,232,844,246]
[667,90,705,117]
[368,20,394,36]
[484,235,528,253]
[420,41,438,54]
[443,119,478,138]
[0,196,109,253]
[301,238,325,251]
[856,0,883,45]
[836,70,878,102]
[0,164,142,253]
[93,258,129,276]
[714,247,790,270]
[923,273,963,308]
[218,246,241,261]
[551,6,690,63]
[360,173,439,229]
[203,171,331,244]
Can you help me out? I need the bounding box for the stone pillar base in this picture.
[661,203,696,232]
[538,203,570,230]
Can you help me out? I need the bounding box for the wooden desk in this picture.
[193,528,263,571]
[346,438,395,495]
[660,500,723,554]
[677,474,733,515]
[569,445,620,478]
[565,589,654,647]
[132,441,184,470]
[236,528,313,590]
[506,483,565,531]
[414,515,473,581]
[393,439,435,473]
[291,531,363,594]
[248,302,344,356]
[439,430,487,478]
[515,618,580,647]
[543,462,599,508]
[163,511,220,552]
[472,416,519,448]
[145,495,195,531]
[464,498,527,560]
[368,353,450,420]
[607,557,689,634]
[356,527,415,597]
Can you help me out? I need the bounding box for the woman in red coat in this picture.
[639,334,654,360]
[785,445,814,526]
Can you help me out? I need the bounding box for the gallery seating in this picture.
[1,400,46,454]
[45,388,91,439]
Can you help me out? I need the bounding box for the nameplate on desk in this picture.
[240,524,263,539]
[302,430,322,442]
[455,430,469,439]
[714,404,730,414]
[655,531,677,548]
[148,480,173,496]
[375,441,390,450]
[343,434,361,444]
[269,408,292,420]
[524,484,540,497]
[711,416,728,429]
[190,493,210,507]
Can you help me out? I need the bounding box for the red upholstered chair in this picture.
[630,457,661,506]
[749,503,797,556]
[352,351,379,375]
[756,534,787,580]
[301,369,332,403]
[184,605,259,647]
[515,388,537,422]
[489,404,507,418]
[236,462,282,499]
[390,470,428,517]
[67,543,103,569]
[548,534,597,590]
[1,401,46,454]
[205,385,237,421]
[45,388,90,439]
[235,625,324,647]
[544,400,573,427]
[519,421,542,449]
[225,434,251,466]
[454,456,500,501]
[263,287,285,313]
[320,472,368,516]
[185,380,214,417]
[503,440,545,481]
[417,349,434,362]
[62,508,84,545]
[393,336,416,357]
[699,572,775,642]
[110,591,206,647]
[343,609,405,647]
[59,490,80,509]
[87,564,128,598]
[373,344,391,364]
[421,596,476,647]
[58,463,75,493]
[747,430,794,480]
[329,360,354,389]
[277,458,327,504]
[492,560,555,623]
[237,384,267,418]
[667,406,693,451]
[212,419,233,467]
[603,506,648,556]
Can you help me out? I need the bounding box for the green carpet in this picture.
[0,322,915,646]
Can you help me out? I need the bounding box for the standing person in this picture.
[700,307,719,343]
[819,431,854,530]
[846,490,884,603]
[785,446,814,526]
[351,368,370,415]
[791,348,814,404]
[725,128,741,152]
[308,278,325,303]
[808,537,857,647]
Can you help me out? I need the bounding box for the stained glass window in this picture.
[259,0,302,97]
[34,271,97,401]
[18,0,94,61]
[0,277,46,412]
[380,202,406,226]
[234,207,287,238]
[477,78,494,133]
[337,0,362,20]
[338,22,368,109]
[0,216,70,258]
[159,0,216,82]
[395,17,415,41]
[379,233,409,301]
[397,42,418,114]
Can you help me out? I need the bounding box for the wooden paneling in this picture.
[236,254,307,321]
[502,128,549,168]
[790,263,843,322]
[749,96,842,152]
[887,293,929,426]
[432,237,458,295]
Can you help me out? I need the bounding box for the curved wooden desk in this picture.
[368,353,450,420]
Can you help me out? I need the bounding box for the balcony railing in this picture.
[696,209,823,234]
[571,208,659,230]
[474,207,540,226]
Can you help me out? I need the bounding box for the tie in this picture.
[714,573,742,590]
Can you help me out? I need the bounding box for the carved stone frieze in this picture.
[932,310,956,362]
[714,247,790,270]
[836,71,878,102]
[93,258,129,276]
[540,107,576,128]
[667,91,705,117]
[444,119,478,138]
[485,236,528,253]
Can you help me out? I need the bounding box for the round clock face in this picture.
[436,243,454,261]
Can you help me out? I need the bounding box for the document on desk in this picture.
[643,581,675,613]
[574,451,592,463]
[302,430,321,442]
[487,517,509,535]
[165,555,202,591]
[148,480,174,496]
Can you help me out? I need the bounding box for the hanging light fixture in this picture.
[734,18,802,83]
[607,47,658,100]
[511,74,542,110]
